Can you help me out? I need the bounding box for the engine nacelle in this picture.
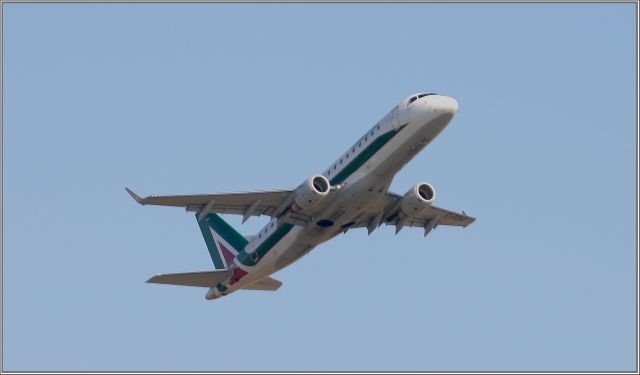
[400,182,436,217]
[293,174,331,212]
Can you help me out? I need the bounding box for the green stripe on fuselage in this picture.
[237,223,295,267]
[329,124,407,185]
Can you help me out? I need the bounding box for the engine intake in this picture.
[293,174,331,212]
[400,182,436,217]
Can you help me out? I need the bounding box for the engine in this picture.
[400,182,436,217]
[293,174,331,212]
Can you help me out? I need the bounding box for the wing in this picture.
[388,204,475,229]
[126,187,295,222]
[353,192,475,236]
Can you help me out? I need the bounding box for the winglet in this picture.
[125,187,145,205]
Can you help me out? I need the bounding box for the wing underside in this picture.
[351,192,475,234]
[387,204,476,227]
[126,188,297,222]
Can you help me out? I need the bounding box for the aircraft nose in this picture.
[427,95,458,115]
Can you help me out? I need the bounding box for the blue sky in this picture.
[3,3,636,371]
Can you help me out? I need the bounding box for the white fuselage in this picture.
[207,94,459,299]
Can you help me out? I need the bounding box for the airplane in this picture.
[126,92,475,300]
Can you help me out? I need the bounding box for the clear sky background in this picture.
[3,3,637,372]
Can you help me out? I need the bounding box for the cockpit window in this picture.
[409,93,437,105]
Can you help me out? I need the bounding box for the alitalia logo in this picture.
[209,227,239,269]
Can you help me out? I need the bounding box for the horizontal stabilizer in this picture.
[147,270,232,288]
[241,276,283,291]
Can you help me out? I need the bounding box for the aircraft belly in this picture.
[274,244,314,270]
[316,180,385,219]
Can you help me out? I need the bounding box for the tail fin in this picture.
[196,213,249,270]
